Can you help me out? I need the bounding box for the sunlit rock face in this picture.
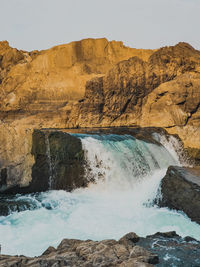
[0,38,154,113]
[68,42,200,155]
[0,39,200,189]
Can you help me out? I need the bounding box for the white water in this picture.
[0,134,200,257]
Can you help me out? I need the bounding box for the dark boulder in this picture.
[0,129,87,194]
[31,130,87,192]
[138,231,200,266]
[159,166,200,224]
[0,194,39,216]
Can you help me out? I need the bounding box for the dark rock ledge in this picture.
[0,233,158,267]
[159,165,200,224]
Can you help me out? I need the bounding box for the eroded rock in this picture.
[159,166,200,224]
[0,233,158,267]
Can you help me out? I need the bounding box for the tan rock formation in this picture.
[67,43,200,153]
[140,73,200,149]
[0,38,200,190]
[0,38,154,114]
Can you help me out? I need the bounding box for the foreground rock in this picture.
[1,231,200,266]
[138,231,200,266]
[0,232,158,267]
[160,166,200,224]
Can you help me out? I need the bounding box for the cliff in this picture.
[0,38,154,115]
[0,38,200,190]
[68,42,200,151]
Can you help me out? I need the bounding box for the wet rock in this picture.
[0,168,7,189]
[159,166,200,224]
[0,129,87,194]
[138,231,200,266]
[1,231,200,266]
[0,233,158,267]
[31,130,87,192]
[119,232,140,246]
[0,194,39,216]
[184,236,197,242]
[147,231,179,239]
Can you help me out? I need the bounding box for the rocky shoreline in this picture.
[1,231,200,267]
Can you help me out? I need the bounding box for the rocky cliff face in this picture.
[0,38,154,114]
[68,42,200,156]
[0,38,155,190]
[0,39,199,190]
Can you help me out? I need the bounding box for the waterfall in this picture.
[44,133,53,189]
[80,134,178,190]
[0,132,200,257]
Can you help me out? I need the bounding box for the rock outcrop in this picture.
[0,39,200,192]
[0,232,158,267]
[138,231,200,266]
[68,43,200,158]
[159,166,200,224]
[1,231,200,266]
[0,130,86,194]
[0,38,155,192]
[0,38,154,115]
[31,130,86,192]
[0,127,168,193]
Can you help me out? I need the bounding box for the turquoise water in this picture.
[0,134,199,257]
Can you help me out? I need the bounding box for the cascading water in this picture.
[0,133,200,258]
[45,133,53,189]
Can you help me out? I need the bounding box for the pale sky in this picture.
[0,0,200,51]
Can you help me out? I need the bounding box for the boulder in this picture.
[159,166,200,224]
[0,195,39,216]
[0,129,86,194]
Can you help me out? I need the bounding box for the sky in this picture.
[0,0,200,51]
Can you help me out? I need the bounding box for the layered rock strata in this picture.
[68,43,200,154]
[0,39,200,192]
[159,166,200,224]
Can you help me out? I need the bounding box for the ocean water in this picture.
[0,134,199,257]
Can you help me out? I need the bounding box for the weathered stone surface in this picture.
[1,231,200,266]
[0,38,155,193]
[0,38,154,114]
[0,39,200,193]
[0,232,158,267]
[159,166,200,224]
[138,231,200,266]
[67,42,200,154]
[0,130,86,193]
[0,127,168,193]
